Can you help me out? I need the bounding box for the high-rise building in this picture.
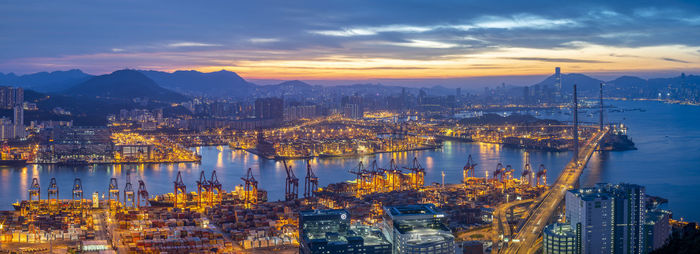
[0,86,23,109]
[564,183,647,254]
[13,105,25,138]
[643,210,671,252]
[255,97,283,120]
[381,204,455,254]
[544,223,579,254]
[344,104,361,119]
[299,209,391,254]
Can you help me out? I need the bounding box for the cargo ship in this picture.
[0,159,27,166]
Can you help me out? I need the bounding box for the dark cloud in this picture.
[662,57,691,63]
[506,57,611,63]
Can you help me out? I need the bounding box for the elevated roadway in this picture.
[502,129,608,254]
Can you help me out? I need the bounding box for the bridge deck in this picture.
[502,129,608,254]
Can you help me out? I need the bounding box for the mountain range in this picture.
[0,68,697,100]
[64,69,188,103]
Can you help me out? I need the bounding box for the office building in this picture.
[381,204,455,254]
[543,223,579,254]
[299,209,391,254]
[563,183,647,254]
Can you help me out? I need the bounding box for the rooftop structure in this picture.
[381,204,454,254]
[299,209,391,254]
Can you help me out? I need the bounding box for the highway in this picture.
[502,129,608,254]
[493,199,533,252]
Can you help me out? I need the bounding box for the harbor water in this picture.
[0,100,698,221]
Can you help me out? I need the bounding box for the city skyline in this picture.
[1,0,699,84]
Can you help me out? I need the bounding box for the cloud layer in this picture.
[1,0,699,81]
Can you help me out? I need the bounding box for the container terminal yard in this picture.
[0,152,554,253]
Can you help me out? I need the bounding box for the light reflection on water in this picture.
[0,141,571,208]
[0,100,697,220]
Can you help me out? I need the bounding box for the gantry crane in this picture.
[403,157,425,190]
[173,171,187,209]
[241,168,258,208]
[304,160,318,198]
[197,170,211,208]
[137,180,149,208]
[108,178,120,210]
[536,164,547,187]
[463,154,477,183]
[283,160,299,201]
[209,170,222,206]
[369,160,386,193]
[124,171,135,208]
[492,163,504,182]
[385,159,403,191]
[521,163,533,186]
[349,161,366,197]
[72,178,84,211]
[503,165,515,189]
[47,178,59,213]
[28,178,41,214]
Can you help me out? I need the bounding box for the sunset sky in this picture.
[1,0,699,84]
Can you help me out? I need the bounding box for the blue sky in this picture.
[1,0,699,85]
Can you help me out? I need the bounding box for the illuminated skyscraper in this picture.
[555,67,562,100]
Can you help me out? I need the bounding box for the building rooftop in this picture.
[384,204,444,219]
[568,183,644,201]
[544,223,576,238]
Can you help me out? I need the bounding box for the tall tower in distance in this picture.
[554,67,562,101]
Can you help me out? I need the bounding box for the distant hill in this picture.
[64,69,188,103]
[0,69,92,92]
[255,80,314,97]
[140,69,256,98]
